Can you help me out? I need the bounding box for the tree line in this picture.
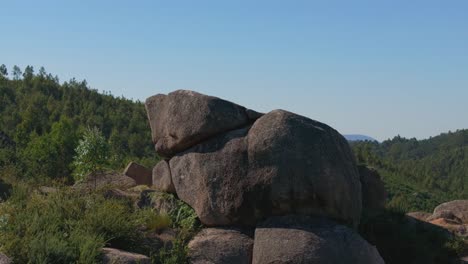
[0,64,157,184]
[351,132,468,212]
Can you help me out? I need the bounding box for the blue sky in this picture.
[1,0,467,141]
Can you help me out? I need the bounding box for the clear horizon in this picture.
[1,0,467,141]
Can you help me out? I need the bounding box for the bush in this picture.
[0,186,147,263]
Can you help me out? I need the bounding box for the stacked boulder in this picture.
[146,90,385,264]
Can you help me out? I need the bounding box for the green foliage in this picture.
[0,64,157,183]
[155,238,189,264]
[148,192,200,233]
[72,127,110,183]
[136,208,172,232]
[0,186,155,263]
[351,131,468,212]
[144,192,201,264]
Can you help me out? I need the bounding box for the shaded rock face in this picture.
[358,165,387,210]
[433,200,468,223]
[145,90,253,157]
[152,160,176,194]
[123,162,152,186]
[188,228,254,264]
[171,110,361,227]
[252,215,385,264]
[101,248,150,264]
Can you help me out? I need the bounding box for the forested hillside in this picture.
[351,132,468,212]
[0,64,156,183]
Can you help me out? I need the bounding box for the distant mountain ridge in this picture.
[344,134,378,142]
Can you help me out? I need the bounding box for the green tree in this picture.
[72,127,110,183]
[12,65,22,80]
[0,64,7,77]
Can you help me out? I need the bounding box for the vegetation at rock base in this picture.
[0,184,199,264]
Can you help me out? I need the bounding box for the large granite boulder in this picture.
[433,200,468,223]
[170,127,250,226]
[145,90,253,157]
[358,165,387,210]
[170,110,362,227]
[101,248,150,264]
[252,215,384,264]
[123,162,152,186]
[188,228,254,264]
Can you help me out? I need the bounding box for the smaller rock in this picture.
[0,253,11,264]
[433,200,468,223]
[188,228,254,264]
[152,160,176,194]
[406,211,432,222]
[101,248,150,264]
[123,162,152,186]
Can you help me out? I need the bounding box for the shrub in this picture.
[72,127,110,183]
[0,186,144,263]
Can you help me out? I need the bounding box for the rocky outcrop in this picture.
[433,200,468,223]
[152,160,176,194]
[123,162,152,186]
[188,228,254,264]
[145,90,254,157]
[171,110,361,227]
[145,90,384,263]
[101,248,150,264]
[252,215,385,264]
[358,165,387,210]
[0,253,11,264]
